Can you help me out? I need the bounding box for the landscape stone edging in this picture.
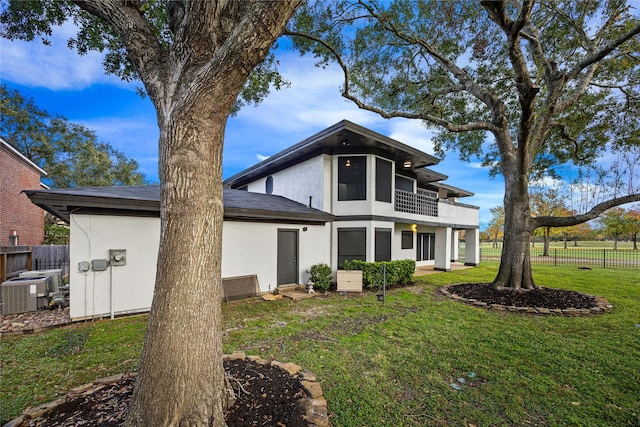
[0,320,73,337]
[439,284,613,316]
[4,354,329,427]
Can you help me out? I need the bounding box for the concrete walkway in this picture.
[414,262,472,276]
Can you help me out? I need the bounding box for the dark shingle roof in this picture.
[224,120,442,188]
[24,185,334,224]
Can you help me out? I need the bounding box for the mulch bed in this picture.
[446,283,598,310]
[24,359,308,426]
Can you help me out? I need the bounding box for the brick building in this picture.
[0,137,47,246]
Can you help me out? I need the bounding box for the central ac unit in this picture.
[19,269,63,293]
[1,276,52,315]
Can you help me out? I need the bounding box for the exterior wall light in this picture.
[403,160,412,168]
[411,224,418,233]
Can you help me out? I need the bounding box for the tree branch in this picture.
[284,30,497,134]
[551,122,589,162]
[567,22,640,81]
[531,193,640,230]
[482,0,540,177]
[359,0,504,117]
[169,1,302,118]
[72,0,165,101]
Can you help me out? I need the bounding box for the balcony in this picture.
[394,189,438,217]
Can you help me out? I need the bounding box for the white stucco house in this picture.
[26,120,479,321]
[224,120,479,270]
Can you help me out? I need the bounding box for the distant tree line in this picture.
[1,84,145,188]
[483,202,640,251]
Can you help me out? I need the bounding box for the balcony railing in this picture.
[394,189,438,217]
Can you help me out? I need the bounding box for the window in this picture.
[395,175,414,193]
[401,231,413,249]
[337,228,366,268]
[375,229,392,262]
[265,176,273,195]
[338,156,366,200]
[375,158,392,202]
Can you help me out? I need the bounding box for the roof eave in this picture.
[224,120,441,188]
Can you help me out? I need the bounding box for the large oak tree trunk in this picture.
[121,2,303,424]
[492,162,536,291]
[126,100,234,426]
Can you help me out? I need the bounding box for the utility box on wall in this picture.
[109,249,126,266]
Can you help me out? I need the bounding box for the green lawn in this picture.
[2,263,639,426]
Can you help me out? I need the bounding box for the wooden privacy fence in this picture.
[0,246,32,282]
[0,245,70,282]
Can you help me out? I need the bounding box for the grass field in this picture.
[2,263,639,426]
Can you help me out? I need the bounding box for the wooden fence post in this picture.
[1,252,6,282]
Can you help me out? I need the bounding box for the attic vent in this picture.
[222,275,260,302]
[265,176,273,195]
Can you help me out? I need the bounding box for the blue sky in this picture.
[0,21,505,228]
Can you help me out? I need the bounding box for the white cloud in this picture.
[468,162,487,169]
[0,21,130,90]
[255,154,270,162]
[530,176,565,188]
[234,53,379,134]
[78,115,155,141]
[387,119,436,154]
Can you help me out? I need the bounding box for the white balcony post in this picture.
[464,228,480,266]
[434,227,452,271]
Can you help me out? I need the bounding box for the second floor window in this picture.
[375,158,392,203]
[338,156,366,201]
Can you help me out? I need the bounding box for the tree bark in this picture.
[492,154,536,291]
[543,227,550,257]
[125,102,233,426]
[113,2,303,425]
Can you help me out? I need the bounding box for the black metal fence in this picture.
[32,245,70,278]
[480,247,639,269]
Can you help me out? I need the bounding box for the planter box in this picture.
[336,270,363,292]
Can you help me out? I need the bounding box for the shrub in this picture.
[343,259,415,290]
[309,263,332,291]
[43,224,70,245]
